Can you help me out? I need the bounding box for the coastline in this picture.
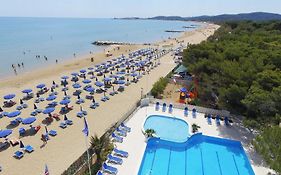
[0,23,220,175]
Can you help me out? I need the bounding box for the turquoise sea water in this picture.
[0,17,200,77]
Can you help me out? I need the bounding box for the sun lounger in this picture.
[19,128,26,136]
[112,133,123,143]
[59,122,67,129]
[168,104,173,113]
[52,113,60,121]
[107,154,123,164]
[77,112,84,118]
[207,115,212,125]
[216,115,220,126]
[184,107,188,116]
[49,130,57,136]
[224,117,230,126]
[162,103,167,112]
[120,123,131,132]
[14,151,24,159]
[192,108,197,118]
[113,148,128,158]
[96,170,104,175]
[101,97,107,102]
[0,142,9,149]
[24,145,34,153]
[16,105,23,110]
[22,103,28,108]
[30,111,38,116]
[116,127,127,136]
[155,102,160,111]
[65,120,73,125]
[102,163,118,175]
[9,138,19,146]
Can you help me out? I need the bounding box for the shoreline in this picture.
[0,22,215,90]
[0,23,220,175]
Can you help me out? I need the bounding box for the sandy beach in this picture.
[0,23,219,175]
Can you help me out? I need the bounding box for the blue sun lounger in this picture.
[107,154,123,164]
[224,117,230,126]
[14,151,24,159]
[155,102,160,111]
[24,145,34,153]
[49,130,57,136]
[96,170,104,175]
[113,148,128,158]
[162,103,167,112]
[120,123,131,132]
[216,115,220,126]
[207,114,212,125]
[59,122,67,129]
[168,104,173,113]
[112,133,123,143]
[184,107,188,116]
[116,127,127,136]
[102,163,118,175]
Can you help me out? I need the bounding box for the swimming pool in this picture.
[143,115,189,142]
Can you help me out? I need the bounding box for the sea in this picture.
[0,17,200,77]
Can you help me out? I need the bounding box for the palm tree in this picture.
[90,134,109,164]
[145,129,156,138]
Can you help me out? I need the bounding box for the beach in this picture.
[0,23,219,175]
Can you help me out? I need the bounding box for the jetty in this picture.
[92,40,134,46]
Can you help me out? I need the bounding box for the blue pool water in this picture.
[144,115,189,142]
[139,129,255,175]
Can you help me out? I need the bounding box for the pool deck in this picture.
[114,105,274,175]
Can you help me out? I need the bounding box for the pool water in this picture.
[143,115,189,142]
[138,134,255,175]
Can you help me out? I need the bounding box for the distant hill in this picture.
[119,12,281,22]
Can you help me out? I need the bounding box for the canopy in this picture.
[73,83,81,89]
[82,79,91,84]
[60,99,70,105]
[22,117,36,125]
[0,129,12,138]
[36,84,46,89]
[7,110,21,118]
[4,94,16,100]
[42,107,55,114]
[46,95,57,101]
[22,89,32,94]
[95,81,104,87]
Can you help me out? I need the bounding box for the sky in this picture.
[0,0,280,18]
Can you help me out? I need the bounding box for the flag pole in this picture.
[84,134,92,175]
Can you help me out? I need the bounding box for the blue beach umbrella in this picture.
[60,99,70,105]
[22,117,36,125]
[36,84,46,89]
[0,129,13,138]
[43,107,55,114]
[73,83,81,89]
[80,69,87,74]
[71,72,79,76]
[116,71,125,75]
[88,67,94,70]
[22,89,32,94]
[103,77,112,82]
[61,76,69,80]
[82,79,91,84]
[95,81,104,87]
[180,87,187,93]
[131,73,138,77]
[7,111,21,118]
[4,94,16,100]
[85,87,95,93]
[117,80,125,85]
[46,95,57,101]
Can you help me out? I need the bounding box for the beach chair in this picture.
[112,133,123,143]
[192,108,197,118]
[107,154,123,164]
[96,170,104,175]
[101,97,107,102]
[10,120,19,126]
[49,130,57,136]
[77,111,84,118]
[59,122,67,129]
[76,99,85,104]
[207,115,212,125]
[14,151,24,159]
[113,148,128,158]
[52,113,60,121]
[120,123,131,132]
[9,138,19,146]
[216,115,220,126]
[224,117,230,126]
[116,127,127,137]
[90,104,97,109]
[102,163,118,175]
[155,102,160,111]
[24,145,34,153]
[109,92,115,96]
[22,103,28,108]
[162,103,167,112]
[168,104,173,113]
[65,119,73,125]
[0,141,9,150]
[184,107,188,116]
[16,105,23,110]
[19,128,26,136]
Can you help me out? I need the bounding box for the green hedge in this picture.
[151,77,169,97]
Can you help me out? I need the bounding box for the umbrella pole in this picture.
[84,135,92,175]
